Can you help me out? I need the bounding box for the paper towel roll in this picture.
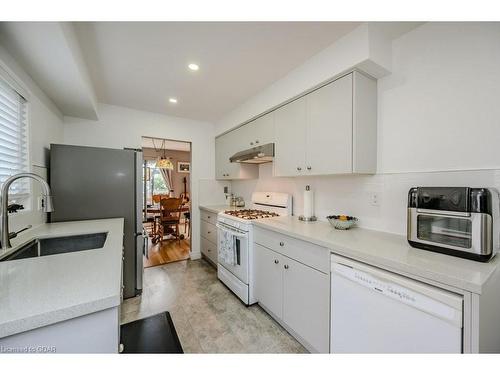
[303,185,313,218]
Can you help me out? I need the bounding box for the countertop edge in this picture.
[0,295,120,339]
[199,205,231,214]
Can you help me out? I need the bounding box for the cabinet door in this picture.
[253,113,274,146]
[273,97,307,177]
[215,132,239,179]
[215,134,231,179]
[201,237,217,265]
[282,257,330,353]
[306,73,353,175]
[254,243,283,320]
[238,113,274,149]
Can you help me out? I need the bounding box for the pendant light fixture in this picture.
[152,138,174,170]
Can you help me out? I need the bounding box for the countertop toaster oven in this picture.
[407,187,500,262]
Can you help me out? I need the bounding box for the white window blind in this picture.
[0,77,29,196]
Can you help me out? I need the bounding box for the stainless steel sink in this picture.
[0,232,108,262]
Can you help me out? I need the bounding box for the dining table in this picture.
[143,203,190,237]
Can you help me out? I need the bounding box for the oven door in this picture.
[216,222,249,284]
[408,208,493,255]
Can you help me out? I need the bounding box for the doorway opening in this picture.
[141,136,192,268]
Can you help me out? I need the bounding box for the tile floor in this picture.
[121,259,307,353]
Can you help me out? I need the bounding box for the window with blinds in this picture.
[0,77,29,196]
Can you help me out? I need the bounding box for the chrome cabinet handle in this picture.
[307,166,311,170]
[274,259,279,264]
[279,241,284,246]
[297,167,302,171]
[284,265,289,270]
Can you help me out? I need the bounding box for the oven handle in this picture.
[216,222,249,238]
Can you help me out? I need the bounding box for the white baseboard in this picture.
[190,251,201,260]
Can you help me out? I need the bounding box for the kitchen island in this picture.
[0,218,124,353]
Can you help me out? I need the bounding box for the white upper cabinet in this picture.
[215,70,376,180]
[215,113,274,180]
[215,129,258,180]
[273,71,377,177]
[237,112,275,149]
[273,97,307,176]
[252,113,275,146]
[305,73,353,175]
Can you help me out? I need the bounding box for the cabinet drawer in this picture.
[201,237,218,264]
[200,210,217,225]
[254,227,329,274]
[200,220,217,243]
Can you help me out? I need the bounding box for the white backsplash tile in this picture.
[231,163,500,235]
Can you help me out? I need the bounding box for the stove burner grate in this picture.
[224,209,280,220]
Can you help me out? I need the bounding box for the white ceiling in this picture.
[74,22,361,122]
[0,22,99,120]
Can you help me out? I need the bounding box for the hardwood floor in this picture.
[143,226,191,268]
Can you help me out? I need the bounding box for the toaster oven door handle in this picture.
[415,208,471,217]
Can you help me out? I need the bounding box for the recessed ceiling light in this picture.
[169,98,178,104]
[188,63,199,71]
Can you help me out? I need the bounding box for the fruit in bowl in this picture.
[326,215,358,230]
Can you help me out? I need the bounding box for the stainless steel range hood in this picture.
[229,143,274,164]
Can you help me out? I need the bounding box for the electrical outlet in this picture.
[369,193,380,206]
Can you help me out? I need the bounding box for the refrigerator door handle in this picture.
[135,233,144,293]
[135,150,144,234]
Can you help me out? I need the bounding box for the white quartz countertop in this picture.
[252,216,499,294]
[0,218,124,339]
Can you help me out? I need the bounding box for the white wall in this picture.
[230,22,500,235]
[0,44,64,233]
[378,22,500,173]
[63,103,216,258]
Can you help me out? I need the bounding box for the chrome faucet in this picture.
[0,173,54,250]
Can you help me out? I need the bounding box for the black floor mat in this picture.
[120,312,184,353]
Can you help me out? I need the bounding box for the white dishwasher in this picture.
[330,254,463,353]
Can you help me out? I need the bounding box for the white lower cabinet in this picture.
[200,209,218,267]
[201,237,218,265]
[253,242,330,353]
[282,256,330,353]
[254,243,283,319]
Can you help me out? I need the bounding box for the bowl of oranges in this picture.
[326,215,358,230]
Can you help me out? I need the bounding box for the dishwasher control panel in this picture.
[332,262,462,325]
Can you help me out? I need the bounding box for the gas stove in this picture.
[216,192,292,305]
[223,209,280,220]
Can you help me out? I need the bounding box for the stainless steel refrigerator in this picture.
[49,144,144,298]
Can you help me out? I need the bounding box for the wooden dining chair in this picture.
[152,194,169,204]
[155,197,183,244]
